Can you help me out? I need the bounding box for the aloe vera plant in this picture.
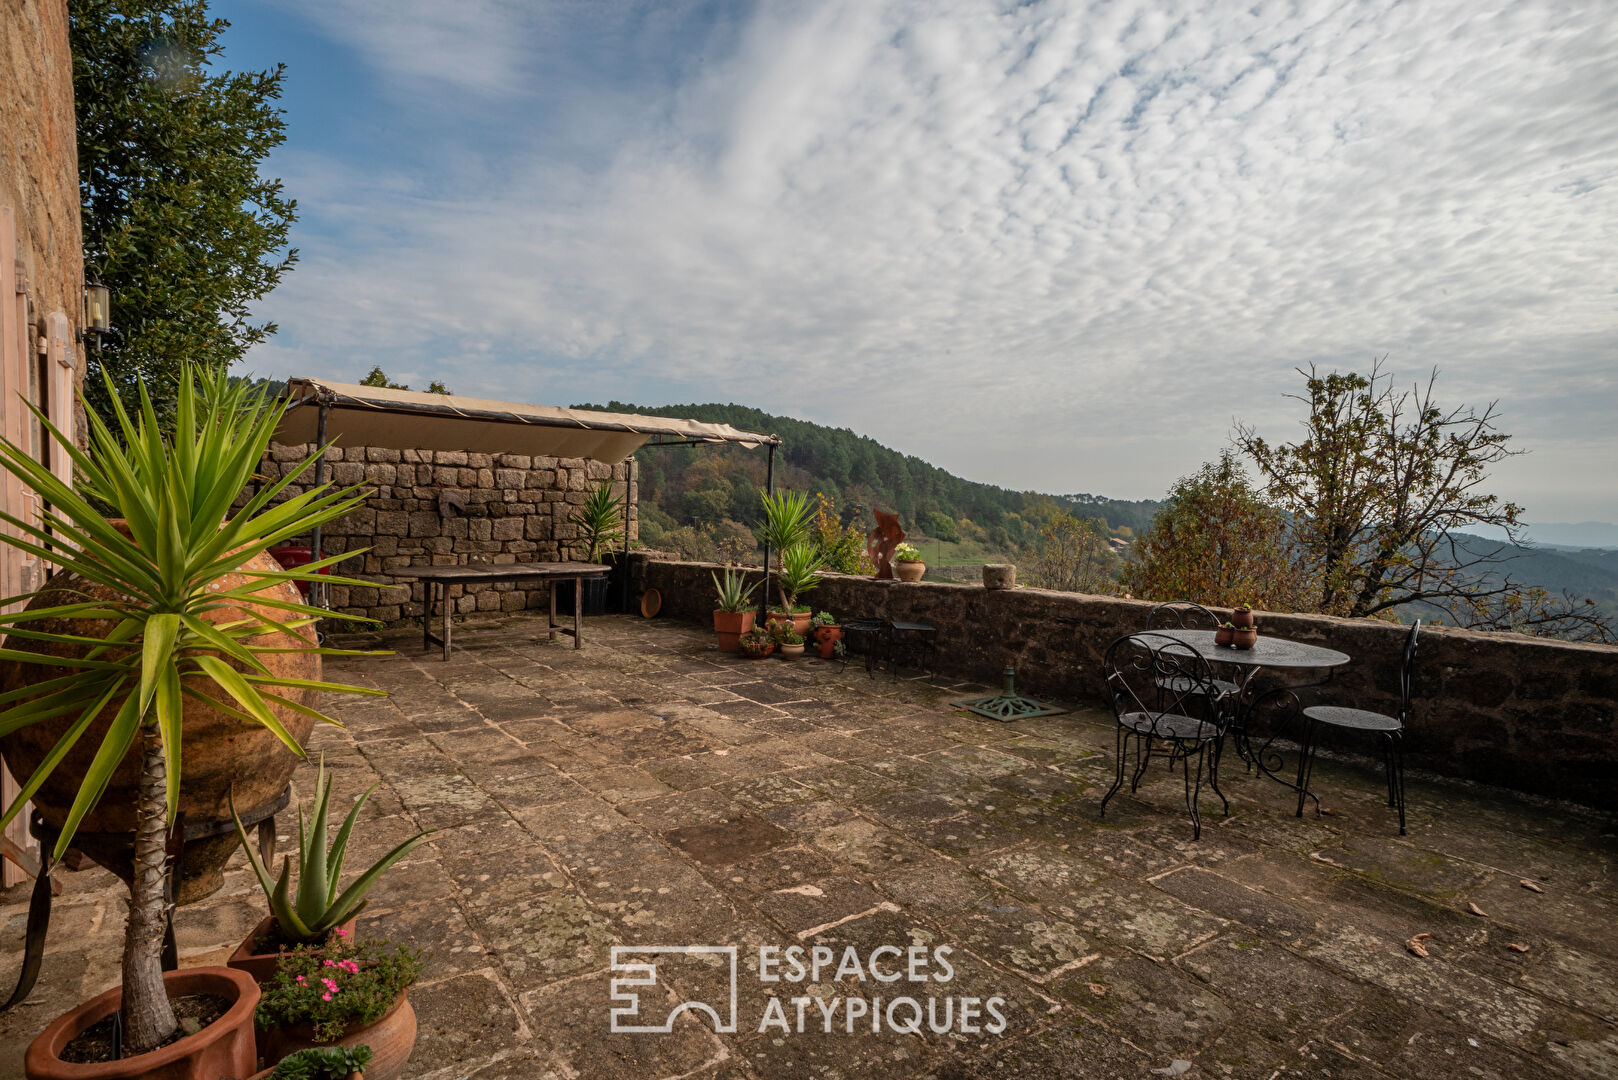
[711,567,759,613]
[233,757,431,942]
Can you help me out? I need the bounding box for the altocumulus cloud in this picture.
[249,0,1618,518]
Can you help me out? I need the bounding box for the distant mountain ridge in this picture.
[1523,522,1618,549]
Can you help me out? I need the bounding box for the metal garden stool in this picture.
[1295,621,1419,834]
[840,617,887,677]
[886,618,938,681]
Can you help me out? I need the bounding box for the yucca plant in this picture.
[711,567,759,613]
[775,542,823,614]
[756,489,814,615]
[0,368,382,1053]
[233,757,430,943]
[570,481,624,563]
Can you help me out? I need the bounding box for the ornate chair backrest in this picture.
[1397,620,1421,725]
[1144,601,1220,631]
[1104,632,1223,735]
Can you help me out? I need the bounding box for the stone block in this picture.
[367,446,402,463]
[496,454,531,470]
[370,605,400,622]
[364,463,397,485]
[525,517,551,541]
[408,512,440,538]
[469,519,492,541]
[435,466,461,486]
[586,460,612,480]
[331,462,364,485]
[495,468,525,488]
[436,450,469,466]
[475,590,502,612]
[467,453,493,468]
[492,518,523,541]
[527,470,557,489]
[376,511,408,536]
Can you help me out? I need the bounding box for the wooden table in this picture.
[388,562,611,658]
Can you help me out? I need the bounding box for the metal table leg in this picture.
[573,575,583,649]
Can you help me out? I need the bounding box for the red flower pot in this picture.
[814,625,843,659]
[713,610,755,653]
[228,914,359,985]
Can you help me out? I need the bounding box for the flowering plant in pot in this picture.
[767,543,821,635]
[809,611,842,659]
[773,628,805,658]
[738,626,775,659]
[228,758,432,983]
[2,371,381,1077]
[893,542,925,583]
[710,568,759,653]
[255,939,422,1080]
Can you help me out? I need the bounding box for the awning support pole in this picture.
[621,456,634,613]
[760,442,776,620]
[309,401,329,608]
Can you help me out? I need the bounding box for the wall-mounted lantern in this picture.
[78,281,117,348]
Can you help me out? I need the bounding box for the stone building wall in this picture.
[634,556,1618,811]
[1,0,83,352]
[260,443,636,623]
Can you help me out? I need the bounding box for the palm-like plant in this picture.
[757,490,813,613]
[711,567,759,613]
[775,543,823,613]
[571,482,624,563]
[232,757,430,943]
[0,369,381,1053]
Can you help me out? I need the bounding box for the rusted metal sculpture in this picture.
[867,510,905,580]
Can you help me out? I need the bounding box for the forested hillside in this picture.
[572,401,1153,561]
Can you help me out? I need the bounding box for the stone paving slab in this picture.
[4,612,1616,1080]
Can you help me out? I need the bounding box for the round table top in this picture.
[1134,628,1350,669]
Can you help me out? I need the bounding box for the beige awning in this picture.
[275,378,778,463]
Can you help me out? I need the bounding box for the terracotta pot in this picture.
[739,638,774,659]
[713,610,755,654]
[894,561,925,583]
[258,993,416,1080]
[1232,626,1259,650]
[24,966,259,1080]
[251,1070,360,1080]
[1231,607,1256,629]
[767,611,812,636]
[814,625,843,659]
[228,914,359,986]
[777,643,805,659]
[1214,626,1235,647]
[0,545,319,904]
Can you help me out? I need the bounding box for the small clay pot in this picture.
[894,561,925,583]
[1232,626,1259,650]
[1231,607,1256,629]
[228,914,359,985]
[1214,625,1235,647]
[814,625,843,659]
[258,992,416,1080]
[25,966,260,1080]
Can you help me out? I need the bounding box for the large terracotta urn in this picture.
[0,547,320,903]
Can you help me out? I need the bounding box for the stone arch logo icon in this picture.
[609,946,739,1034]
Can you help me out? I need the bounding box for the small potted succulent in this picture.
[809,611,842,659]
[229,759,432,984]
[711,567,759,653]
[1231,603,1256,629]
[254,938,422,1080]
[738,626,775,659]
[775,628,806,658]
[1215,622,1235,647]
[893,542,925,582]
[249,1043,372,1080]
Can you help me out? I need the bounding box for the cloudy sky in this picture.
[218,0,1617,524]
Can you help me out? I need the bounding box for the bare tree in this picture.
[1236,360,1614,642]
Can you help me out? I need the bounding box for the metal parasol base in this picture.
[951,666,1069,722]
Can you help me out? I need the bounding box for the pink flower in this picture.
[295,975,305,983]
[322,992,333,1001]
[335,927,350,937]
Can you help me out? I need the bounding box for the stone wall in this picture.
[260,443,636,623]
[633,556,1618,811]
[1,0,83,358]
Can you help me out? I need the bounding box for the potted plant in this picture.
[757,489,813,624]
[738,626,775,659]
[567,481,624,615]
[255,938,422,1080]
[228,758,431,984]
[1232,624,1259,650]
[809,611,842,659]
[774,628,805,658]
[711,568,759,653]
[2,372,382,1079]
[1231,603,1256,629]
[1215,622,1235,647]
[893,542,926,582]
[767,542,821,635]
[250,1044,372,1080]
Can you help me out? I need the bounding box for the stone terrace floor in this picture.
[3,614,1616,1079]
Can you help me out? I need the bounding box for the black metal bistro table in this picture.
[389,562,611,658]
[1134,628,1350,790]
